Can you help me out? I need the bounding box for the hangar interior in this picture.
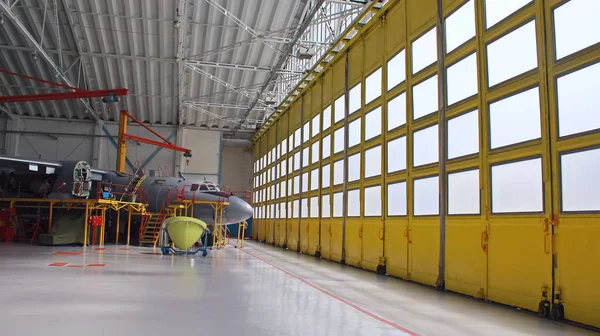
[1,0,599,335]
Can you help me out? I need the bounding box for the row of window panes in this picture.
[253,0,598,175]
[255,145,600,217]
[256,55,600,184]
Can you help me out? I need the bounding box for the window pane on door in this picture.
[364,185,382,217]
[446,0,475,53]
[349,118,361,148]
[491,158,543,213]
[447,53,478,105]
[557,61,600,137]
[333,192,343,217]
[366,68,382,104]
[485,0,533,29]
[489,87,540,149]
[413,75,438,120]
[387,50,406,90]
[387,182,407,216]
[387,93,406,131]
[487,20,537,87]
[365,146,381,178]
[413,124,439,167]
[348,189,360,217]
[414,176,439,216]
[554,0,600,60]
[322,194,331,218]
[412,27,437,74]
[348,153,360,182]
[365,106,382,141]
[448,169,480,215]
[322,164,331,189]
[560,148,600,212]
[349,83,362,114]
[448,110,479,159]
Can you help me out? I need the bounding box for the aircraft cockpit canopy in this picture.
[190,181,221,192]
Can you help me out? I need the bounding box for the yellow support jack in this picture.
[236,221,246,248]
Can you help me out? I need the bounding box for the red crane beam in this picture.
[121,133,191,154]
[0,88,129,103]
[120,110,172,145]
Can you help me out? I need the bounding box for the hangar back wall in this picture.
[0,117,224,183]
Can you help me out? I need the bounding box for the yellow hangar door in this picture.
[483,81,553,313]
[384,177,409,279]
[544,0,600,326]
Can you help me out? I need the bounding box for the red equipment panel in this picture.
[88,216,103,227]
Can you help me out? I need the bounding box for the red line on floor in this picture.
[53,251,83,255]
[95,248,106,251]
[240,249,420,336]
[48,262,68,267]
[86,263,106,267]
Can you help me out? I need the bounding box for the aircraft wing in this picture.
[0,154,62,174]
[0,155,107,179]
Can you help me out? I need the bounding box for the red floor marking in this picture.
[241,249,420,336]
[66,265,84,268]
[86,263,106,267]
[53,251,83,255]
[48,262,68,267]
[95,248,106,251]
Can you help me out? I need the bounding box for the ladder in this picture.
[120,174,146,202]
[138,195,173,247]
[138,212,165,247]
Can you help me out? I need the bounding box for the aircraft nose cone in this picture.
[226,196,253,223]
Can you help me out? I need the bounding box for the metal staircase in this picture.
[138,212,167,246]
[138,189,173,247]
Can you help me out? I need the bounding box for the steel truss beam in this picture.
[182,101,271,111]
[0,0,100,121]
[203,0,283,57]
[0,45,305,75]
[176,0,189,127]
[183,60,305,75]
[186,64,273,109]
[263,0,366,114]
[187,25,297,60]
[234,0,327,131]
[183,103,228,122]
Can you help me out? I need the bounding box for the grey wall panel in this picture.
[221,145,253,195]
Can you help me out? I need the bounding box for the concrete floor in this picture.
[0,241,596,336]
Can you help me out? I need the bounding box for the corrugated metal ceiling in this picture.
[0,0,309,130]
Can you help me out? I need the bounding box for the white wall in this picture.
[14,118,95,163]
[2,117,223,179]
[221,144,253,194]
[178,128,221,182]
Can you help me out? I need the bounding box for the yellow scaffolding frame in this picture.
[0,197,146,247]
[176,199,230,249]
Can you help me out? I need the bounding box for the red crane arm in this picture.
[121,134,191,154]
[0,88,129,103]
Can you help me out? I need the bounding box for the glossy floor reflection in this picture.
[0,241,595,336]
